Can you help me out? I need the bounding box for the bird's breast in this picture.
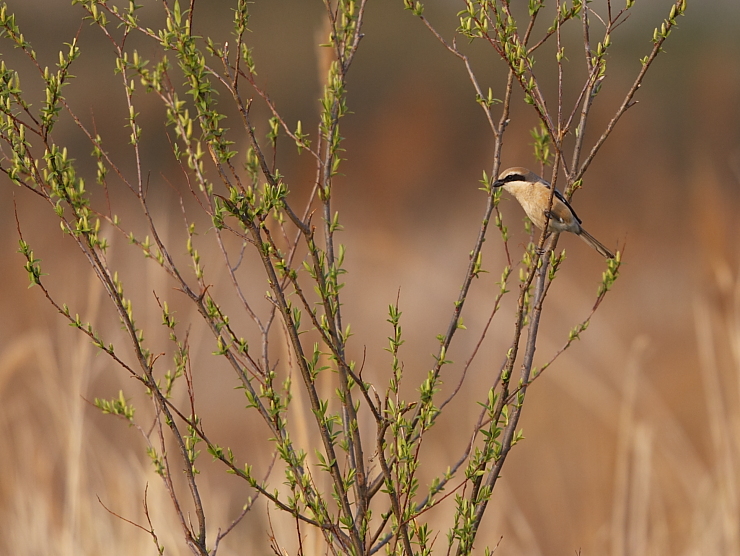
[503,182,550,229]
[503,182,579,233]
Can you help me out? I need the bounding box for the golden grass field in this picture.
[1,0,739,554]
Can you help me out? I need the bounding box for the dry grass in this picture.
[1,224,738,555]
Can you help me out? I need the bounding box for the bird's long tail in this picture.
[578,229,615,259]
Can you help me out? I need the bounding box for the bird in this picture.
[492,167,614,259]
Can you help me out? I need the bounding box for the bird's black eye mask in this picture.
[503,174,525,183]
[493,173,526,187]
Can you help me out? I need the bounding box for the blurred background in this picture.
[1,0,739,554]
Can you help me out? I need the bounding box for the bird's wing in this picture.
[548,185,582,224]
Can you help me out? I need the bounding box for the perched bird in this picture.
[492,167,614,259]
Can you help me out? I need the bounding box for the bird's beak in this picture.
[492,179,504,188]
